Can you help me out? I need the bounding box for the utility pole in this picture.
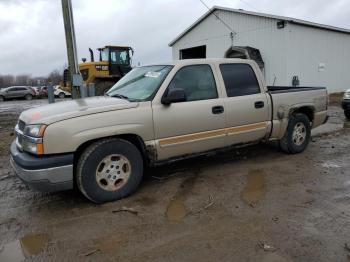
[61,0,82,99]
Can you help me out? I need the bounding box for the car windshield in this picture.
[106,65,173,101]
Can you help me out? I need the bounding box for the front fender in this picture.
[43,104,154,154]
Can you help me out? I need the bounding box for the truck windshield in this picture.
[106,65,173,101]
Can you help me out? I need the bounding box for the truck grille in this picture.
[18,120,25,132]
[15,120,26,151]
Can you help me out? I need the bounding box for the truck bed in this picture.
[267,85,328,140]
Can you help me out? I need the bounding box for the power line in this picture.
[199,0,237,35]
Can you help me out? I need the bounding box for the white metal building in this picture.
[169,6,350,92]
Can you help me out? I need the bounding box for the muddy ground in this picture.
[0,99,349,262]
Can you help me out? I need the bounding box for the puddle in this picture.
[165,176,197,223]
[0,234,49,261]
[241,170,265,206]
[166,197,186,222]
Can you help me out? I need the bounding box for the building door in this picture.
[180,45,206,59]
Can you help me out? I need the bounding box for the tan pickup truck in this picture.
[10,59,328,203]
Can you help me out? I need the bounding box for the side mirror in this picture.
[161,88,187,105]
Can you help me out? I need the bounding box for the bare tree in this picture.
[15,75,31,86]
[0,75,15,88]
[47,70,63,85]
[0,68,63,89]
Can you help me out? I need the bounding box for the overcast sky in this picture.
[0,0,349,76]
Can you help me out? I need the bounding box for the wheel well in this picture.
[291,106,314,122]
[73,134,148,167]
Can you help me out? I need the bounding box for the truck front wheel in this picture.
[76,138,143,203]
[280,113,311,154]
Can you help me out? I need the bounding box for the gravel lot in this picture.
[0,99,349,261]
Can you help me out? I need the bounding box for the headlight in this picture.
[24,124,46,138]
[20,124,46,155]
[344,92,350,99]
[22,139,44,155]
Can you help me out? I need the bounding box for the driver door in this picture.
[152,64,226,161]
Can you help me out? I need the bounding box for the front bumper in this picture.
[10,141,74,192]
[342,99,350,110]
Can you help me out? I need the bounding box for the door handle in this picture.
[212,106,224,114]
[255,101,264,109]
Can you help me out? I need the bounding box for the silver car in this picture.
[0,86,35,101]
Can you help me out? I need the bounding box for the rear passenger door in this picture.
[16,87,28,98]
[218,63,270,146]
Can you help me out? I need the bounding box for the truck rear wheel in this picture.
[76,138,143,203]
[345,109,350,120]
[280,113,311,154]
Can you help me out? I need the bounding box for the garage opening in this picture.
[180,45,206,59]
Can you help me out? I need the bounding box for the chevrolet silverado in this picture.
[10,59,328,203]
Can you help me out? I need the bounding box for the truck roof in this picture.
[145,58,255,67]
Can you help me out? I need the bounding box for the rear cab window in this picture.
[166,64,218,102]
[219,63,261,97]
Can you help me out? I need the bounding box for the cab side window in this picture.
[167,65,218,102]
[220,64,261,97]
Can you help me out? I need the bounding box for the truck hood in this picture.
[20,96,139,125]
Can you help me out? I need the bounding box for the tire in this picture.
[58,92,65,99]
[279,113,311,154]
[345,109,350,120]
[0,95,4,102]
[25,94,33,100]
[95,79,117,96]
[76,138,143,203]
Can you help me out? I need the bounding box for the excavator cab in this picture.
[98,46,134,77]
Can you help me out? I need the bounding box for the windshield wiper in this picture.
[109,93,130,101]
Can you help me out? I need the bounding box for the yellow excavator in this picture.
[61,45,134,95]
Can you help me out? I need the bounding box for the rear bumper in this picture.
[342,99,350,110]
[10,141,74,192]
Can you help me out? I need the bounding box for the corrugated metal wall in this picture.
[287,24,350,92]
[172,10,350,92]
